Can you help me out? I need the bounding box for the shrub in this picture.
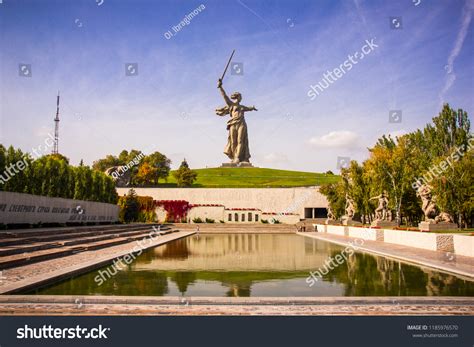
[219,220,225,223]
[192,217,203,223]
[118,189,140,222]
[261,219,268,224]
[205,218,215,223]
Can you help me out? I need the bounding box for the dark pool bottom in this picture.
[27,234,474,297]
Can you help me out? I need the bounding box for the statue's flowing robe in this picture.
[216,104,251,162]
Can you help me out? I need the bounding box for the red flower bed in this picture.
[155,200,191,222]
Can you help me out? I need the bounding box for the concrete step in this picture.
[0,228,180,270]
[0,223,158,238]
[0,246,87,270]
[0,225,165,247]
[0,227,172,256]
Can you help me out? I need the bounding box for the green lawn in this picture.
[163,167,340,188]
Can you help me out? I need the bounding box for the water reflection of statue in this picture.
[216,79,257,164]
[370,191,389,221]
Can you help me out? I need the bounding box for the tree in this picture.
[142,151,171,184]
[135,162,158,186]
[1,145,117,205]
[172,159,197,187]
[346,161,373,224]
[118,189,140,222]
[92,154,121,172]
[365,135,418,225]
[319,181,346,219]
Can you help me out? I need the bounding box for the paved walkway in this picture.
[0,296,471,315]
[0,231,195,294]
[297,232,474,279]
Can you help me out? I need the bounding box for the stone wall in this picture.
[453,235,474,257]
[117,187,328,220]
[0,191,119,224]
[314,224,473,256]
[189,206,226,222]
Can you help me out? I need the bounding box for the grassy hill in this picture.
[164,167,340,188]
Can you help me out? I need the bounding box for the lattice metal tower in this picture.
[52,91,60,154]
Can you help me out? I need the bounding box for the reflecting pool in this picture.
[29,234,474,297]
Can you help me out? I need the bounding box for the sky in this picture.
[0,0,473,172]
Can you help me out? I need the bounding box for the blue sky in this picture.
[0,0,473,171]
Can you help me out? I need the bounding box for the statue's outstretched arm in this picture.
[242,105,258,112]
[218,79,232,106]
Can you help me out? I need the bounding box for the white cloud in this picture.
[439,0,474,106]
[262,152,289,164]
[308,130,359,148]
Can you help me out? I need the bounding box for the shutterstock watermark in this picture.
[94,226,162,286]
[411,138,474,190]
[307,38,378,100]
[0,133,56,185]
[17,325,109,339]
[163,4,206,40]
[306,239,364,287]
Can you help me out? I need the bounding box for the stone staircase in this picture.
[0,223,178,270]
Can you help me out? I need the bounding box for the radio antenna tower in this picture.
[52,91,60,154]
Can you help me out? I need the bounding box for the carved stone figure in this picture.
[416,184,456,231]
[327,206,335,220]
[325,206,337,225]
[369,191,397,227]
[417,184,438,221]
[344,194,355,218]
[434,212,454,224]
[341,194,362,226]
[216,79,257,165]
[370,191,389,221]
[104,166,131,187]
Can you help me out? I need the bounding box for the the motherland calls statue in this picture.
[216,79,257,165]
[215,50,258,166]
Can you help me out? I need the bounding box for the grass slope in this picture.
[165,167,340,188]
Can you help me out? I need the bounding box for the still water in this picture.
[29,234,474,297]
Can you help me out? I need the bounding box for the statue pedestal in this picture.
[371,220,397,228]
[220,162,255,168]
[239,162,254,168]
[221,163,238,168]
[341,216,362,226]
[325,219,338,225]
[418,221,458,232]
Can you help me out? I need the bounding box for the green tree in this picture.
[118,189,140,222]
[141,151,171,184]
[172,159,197,187]
[135,161,158,186]
[92,154,121,172]
[319,181,346,219]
